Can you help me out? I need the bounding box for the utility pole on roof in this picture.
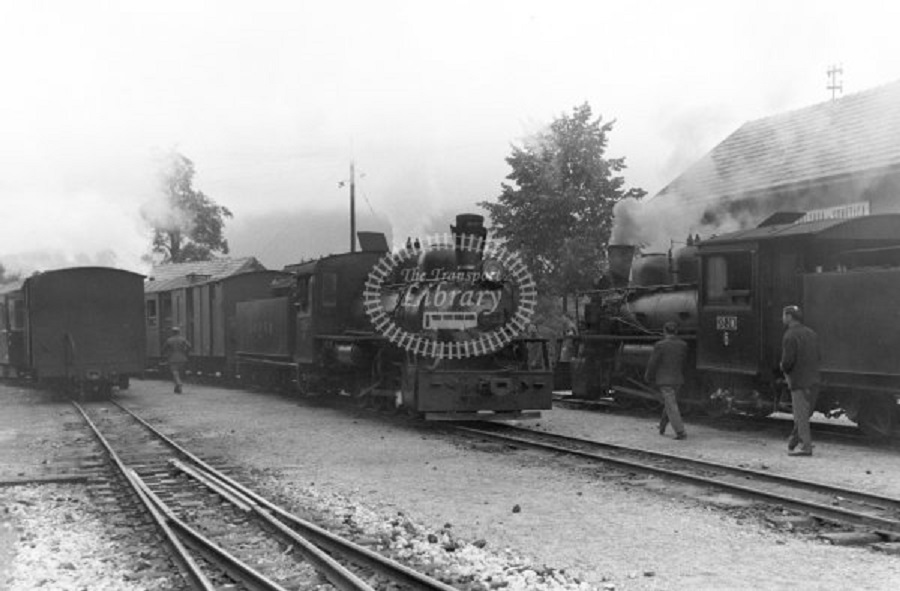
[350,160,356,252]
[827,64,843,101]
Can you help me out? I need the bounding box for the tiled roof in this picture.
[656,79,900,203]
[145,257,265,293]
[702,213,900,245]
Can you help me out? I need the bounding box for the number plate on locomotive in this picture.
[716,315,737,331]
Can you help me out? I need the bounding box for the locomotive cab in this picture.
[698,213,900,434]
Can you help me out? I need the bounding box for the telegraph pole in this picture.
[349,161,356,252]
[339,160,359,252]
[827,64,843,101]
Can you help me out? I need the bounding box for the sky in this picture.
[2,0,900,274]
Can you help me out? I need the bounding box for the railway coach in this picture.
[0,266,145,395]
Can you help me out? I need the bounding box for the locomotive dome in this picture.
[418,248,457,276]
[631,253,671,286]
[673,244,700,283]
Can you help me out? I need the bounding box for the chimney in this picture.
[607,245,636,287]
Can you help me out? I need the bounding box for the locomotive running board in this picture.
[424,411,542,422]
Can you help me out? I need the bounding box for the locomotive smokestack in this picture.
[452,213,487,270]
[607,244,636,287]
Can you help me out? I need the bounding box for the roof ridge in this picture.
[741,78,900,128]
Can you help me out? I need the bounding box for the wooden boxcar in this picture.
[146,269,288,376]
[0,267,145,393]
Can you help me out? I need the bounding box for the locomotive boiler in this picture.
[575,241,700,406]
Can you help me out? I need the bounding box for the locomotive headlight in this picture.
[482,259,504,282]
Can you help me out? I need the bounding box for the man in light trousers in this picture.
[645,321,688,440]
[780,305,820,456]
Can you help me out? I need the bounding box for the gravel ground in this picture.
[2,379,900,590]
[1,485,171,591]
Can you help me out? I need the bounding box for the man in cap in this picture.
[645,321,688,440]
[780,305,820,456]
[162,326,192,394]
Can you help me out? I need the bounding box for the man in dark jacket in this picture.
[645,321,688,440]
[780,305,820,456]
[162,326,192,394]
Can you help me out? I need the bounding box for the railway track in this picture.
[455,423,900,549]
[73,400,458,591]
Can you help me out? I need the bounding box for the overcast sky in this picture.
[2,0,899,273]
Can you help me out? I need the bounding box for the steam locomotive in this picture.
[233,214,553,420]
[574,212,900,437]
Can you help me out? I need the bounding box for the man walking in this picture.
[162,326,191,394]
[780,305,820,456]
[645,321,688,440]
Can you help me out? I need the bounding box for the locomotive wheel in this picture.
[856,394,897,439]
[698,373,728,418]
[612,391,634,408]
[703,396,729,418]
[639,398,663,412]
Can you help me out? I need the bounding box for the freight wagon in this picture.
[0,267,145,395]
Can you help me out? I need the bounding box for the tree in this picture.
[150,151,233,263]
[0,263,21,285]
[479,103,645,302]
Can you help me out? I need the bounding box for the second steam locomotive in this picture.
[574,212,900,437]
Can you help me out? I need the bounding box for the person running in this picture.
[162,326,192,394]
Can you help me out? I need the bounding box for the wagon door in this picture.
[0,294,26,370]
[294,275,315,364]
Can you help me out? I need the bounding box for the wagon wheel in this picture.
[856,393,897,439]
[98,381,113,398]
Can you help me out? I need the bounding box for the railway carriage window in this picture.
[146,300,158,327]
[295,277,311,315]
[11,300,23,330]
[322,272,338,307]
[704,253,752,306]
